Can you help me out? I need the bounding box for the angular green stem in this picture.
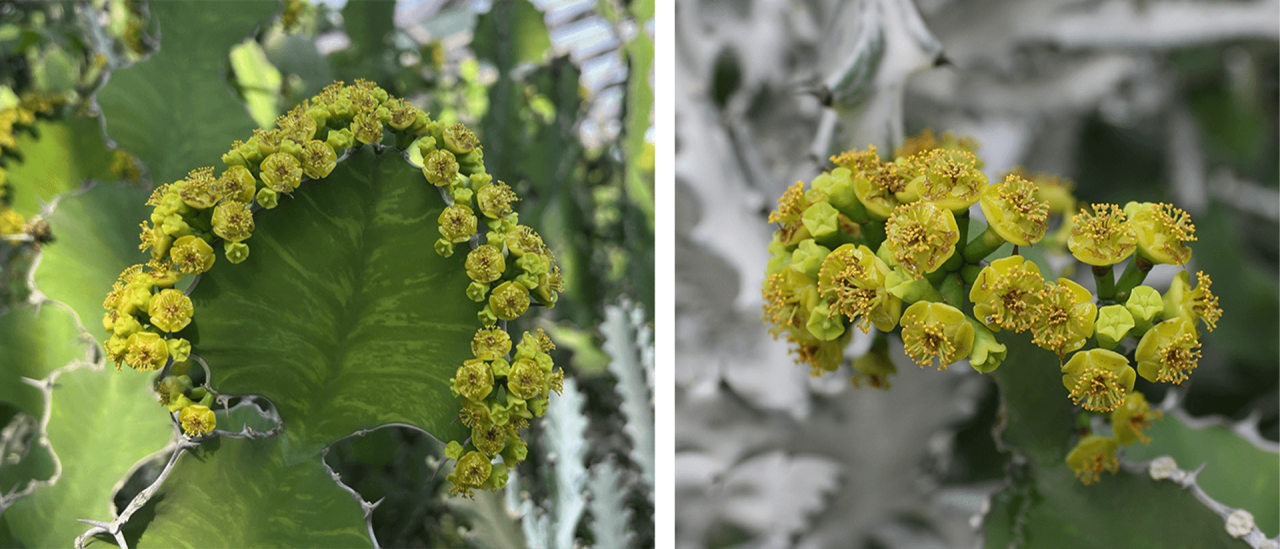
[1113,257,1153,301]
[963,225,1005,263]
[1092,264,1116,300]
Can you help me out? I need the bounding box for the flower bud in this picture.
[1094,305,1134,349]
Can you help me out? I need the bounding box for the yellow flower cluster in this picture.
[763,130,1223,485]
[102,81,562,497]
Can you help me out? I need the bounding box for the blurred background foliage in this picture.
[0,0,652,547]
[675,0,1277,547]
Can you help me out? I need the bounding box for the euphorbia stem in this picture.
[1093,264,1116,300]
[1113,257,1153,301]
[963,225,1004,263]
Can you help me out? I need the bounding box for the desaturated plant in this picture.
[763,131,1274,546]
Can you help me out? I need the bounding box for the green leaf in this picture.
[1123,413,1280,536]
[983,335,1250,548]
[0,365,172,549]
[33,181,151,346]
[96,0,277,184]
[0,302,87,418]
[471,0,551,67]
[187,147,473,461]
[3,118,117,216]
[229,39,282,129]
[341,0,396,56]
[130,437,372,549]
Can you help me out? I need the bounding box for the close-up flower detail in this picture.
[883,201,958,278]
[217,165,257,203]
[476,181,518,219]
[148,289,193,333]
[451,359,495,403]
[178,168,221,209]
[124,331,170,371]
[1066,435,1119,485]
[1135,317,1202,384]
[178,405,216,438]
[1061,348,1136,412]
[471,327,512,361]
[914,148,986,211]
[1162,270,1221,332]
[970,255,1044,332]
[1030,278,1097,357]
[489,281,530,321]
[437,203,477,243]
[211,200,254,243]
[761,270,814,337]
[1067,203,1136,266]
[834,147,911,219]
[1125,202,1196,265]
[899,301,974,369]
[817,244,901,332]
[422,149,458,187]
[465,245,505,283]
[978,173,1049,246]
[169,235,216,274]
[768,180,814,242]
[1111,392,1162,445]
[1125,285,1164,327]
[299,140,337,179]
[260,151,303,193]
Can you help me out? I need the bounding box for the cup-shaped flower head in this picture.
[471,420,507,456]
[1111,392,1162,445]
[450,359,494,403]
[447,451,493,497]
[1125,202,1196,265]
[1094,304,1135,349]
[970,255,1045,333]
[489,281,530,321]
[762,269,817,337]
[1067,203,1136,266]
[1066,435,1119,485]
[805,301,846,341]
[834,147,911,220]
[892,129,981,161]
[899,301,974,370]
[148,289,193,333]
[169,235,216,275]
[1162,271,1221,332]
[438,204,477,243]
[179,404,216,437]
[979,174,1049,246]
[423,149,459,187]
[471,326,512,361]
[260,151,303,193]
[477,181,518,220]
[508,358,549,400]
[801,200,841,241]
[1061,348,1136,412]
[883,202,959,278]
[465,245,506,284]
[817,244,902,333]
[1136,317,1201,385]
[914,149,986,212]
[211,200,255,243]
[1031,278,1097,357]
[125,331,170,370]
[178,168,221,209]
[768,180,817,244]
[300,140,337,179]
